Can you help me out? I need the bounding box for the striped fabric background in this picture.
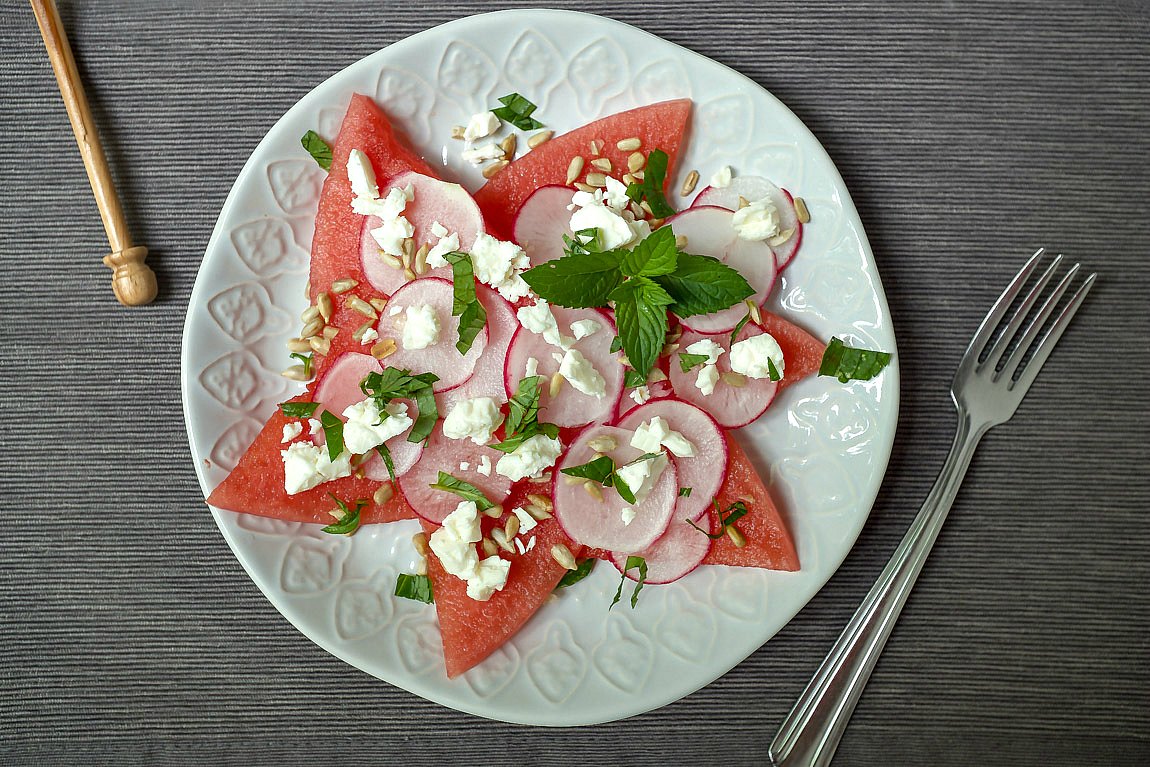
[1,1,1147,764]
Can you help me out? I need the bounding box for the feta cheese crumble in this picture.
[711,165,733,188]
[470,234,532,301]
[511,506,538,534]
[462,141,505,166]
[685,338,725,396]
[359,327,379,346]
[476,455,492,476]
[495,434,563,482]
[730,332,786,379]
[614,453,669,505]
[425,220,461,269]
[428,500,511,602]
[369,212,415,258]
[558,348,607,398]
[620,506,637,526]
[731,195,781,241]
[341,399,413,455]
[441,397,504,445]
[524,356,539,378]
[346,149,379,201]
[281,422,303,443]
[307,418,322,436]
[280,442,352,495]
[569,190,640,250]
[629,385,651,406]
[630,416,696,458]
[463,110,500,142]
[570,318,601,340]
[696,364,720,396]
[517,299,573,349]
[401,303,440,350]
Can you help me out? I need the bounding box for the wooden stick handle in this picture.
[30,0,157,306]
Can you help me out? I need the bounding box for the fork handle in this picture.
[769,410,986,767]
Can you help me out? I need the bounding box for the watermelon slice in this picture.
[473,99,693,240]
[205,393,414,525]
[423,482,582,678]
[702,434,798,571]
[758,311,826,392]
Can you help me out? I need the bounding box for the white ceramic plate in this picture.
[182,9,898,726]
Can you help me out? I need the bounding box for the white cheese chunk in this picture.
[524,356,539,378]
[441,397,504,445]
[570,318,601,341]
[685,338,725,396]
[630,416,696,458]
[629,385,651,406]
[511,506,538,534]
[620,506,637,526]
[280,442,352,495]
[341,399,413,455]
[614,453,668,505]
[470,233,532,301]
[463,110,500,142]
[281,422,303,443]
[467,555,511,601]
[369,214,415,257]
[711,165,733,188]
[307,418,322,436]
[495,434,563,482]
[730,332,786,379]
[359,327,379,346]
[462,141,505,166]
[401,303,440,350]
[731,195,781,241]
[476,454,492,477]
[425,229,460,269]
[516,299,573,349]
[526,535,536,552]
[429,500,481,577]
[696,363,720,396]
[569,195,638,250]
[603,175,631,212]
[558,348,606,398]
[346,149,379,201]
[460,461,471,471]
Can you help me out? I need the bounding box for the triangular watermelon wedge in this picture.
[473,99,692,240]
[759,311,826,392]
[422,482,582,678]
[702,433,799,570]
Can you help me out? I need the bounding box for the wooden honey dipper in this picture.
[31,0,158,306]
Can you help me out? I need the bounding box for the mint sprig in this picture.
[610,555,649,609]
[444,252,487,355]
[359,368,440,443]
[819,337,893,383]
[300,130,332,171]
[610,276,672,382]
[519,249,624,308]
[625,149,675,218]
[659,253,754,319]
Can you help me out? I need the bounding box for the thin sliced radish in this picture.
[399,424,512,523]
[552,425,678,553]
[503,306,624,428]
[610,512,713,585]
[440,285,516,412]
[374,277,486,392]
[360,171,485,295]
[663,206,777,333]
[616,399,727,522]
[513,184,575,267]
[691,177,802,269]
[667,326,779,428]
[360,396,424,480]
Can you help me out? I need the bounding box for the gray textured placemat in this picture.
[2,1,1148,764]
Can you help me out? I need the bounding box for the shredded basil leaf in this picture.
[429,471,494,511]
[444,252,487,355]
[321,495,366,535]
[623,369,647,388]
[491,92,544,130]
[729,312,752,347]
[319,410,345,462]
[492,375,558,452]
[624,149,675,218]
[560,455,616,485]
[300,130,332,171]
[767,357,782,382]
[280,401,319,418]
[687,500,750,540]
[360,368,440,444]
[374,443,397,485]
[678,352,709,373]
[610,555,649,609]
[612,473,637,504]
[819,337,893,383]
[395,573,434,604]
[679,487,693,497]
[556,558,597,590]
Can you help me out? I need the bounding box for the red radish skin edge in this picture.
[609,510,715,585]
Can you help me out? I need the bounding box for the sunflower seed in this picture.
[304,280,311,301]
[483,503,505,519]
[411,531,429,556]
[482,537,499,557]
[414,243,430,275]
[549,371,564,396]
[617,137,641,151]
[322,325,339,340]
[738,195,749,209]
[726,524,747,548]
[622,173,636,186]
[331,277,358,295]
[369,297,388,313]
[563,475,585,486]
[403,267,417,282]
[632,169,645,181]
[281,365,311,381]
[286,337,312,353]
[794,196,811,224]
[627,151,645,173]
[585,172,607,187]
[301,305,321,324]
[586,435,618,453]
[566,156,585,185]
[500,133,517,158]
[573,182,595,193]
[482,159,509,179]
[680,169,700,197]
[370,338,397,360]
[316,292,334,323]
[528,130,553,149]
[745,299,762,324]
[491,528,515,553]
[649,368,668,383]
[345,295,377,319]
[525,502,552,521]
[551,543,577,570]
[676,234,688,249]
[503,515,520,540]
[583,481,604,502]
[451,125,466,140]
[590,157,612,172]
[308,336,331,356]
[721,371,748,388]
[352,320,375,342]
[768,227,796,247]
[300,318,323,339]
[374,483,394,505]
[526,493,553,512]
[380,252,403,269]
[639,200,653,217]
[589,139,603,156]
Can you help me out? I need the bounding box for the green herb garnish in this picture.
[560,455,616,485]
[300,130,332,171]
[359,368,440,443]
[374,443,397,484]
[321,495,366,535]
[687,500,750,540]
[556,558,597,590]
[319,410,344,461]
[679,487,693,497]
[289,352,313,377]
[623,369,647,388]
[429,471,494,511]
[767,357,782,382]
[520,248,625,308]
[609,335,623,353]
[280,401,319,418]
[492,375,559,453]
[444,252,487,355]
[610,555,649,609]
[678,352,709,373]
[394,573,434,604]
[624,149,675,218]
[819,337,893,383]
[491,92,544,130]
[729,311,752,346]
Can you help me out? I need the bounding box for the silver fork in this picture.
[769,249,1096,767]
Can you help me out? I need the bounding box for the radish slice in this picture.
[610,512,713,585]
[663,206,777,334]
[360,171,485,295]
[374,277,487,392]
[398,424,512,523]
[616,399,727,522]
[513,184,575,267]
[503,306,624,428]
[667,326,779,429]
[440,285,517,412]
[691,177,802,269]
[313,352,423,477]
[552,425,678,553]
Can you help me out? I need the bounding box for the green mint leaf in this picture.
[429,471,494,511]
[612,473,637,504]
[655,252,754,318]
[521,249,625,309]
[289,352,313,377]
[374,443,397,485]
[631,149,676,218]
[623,369,647,388]
[767,357,782,382]
[321,495,366,535]
[555,558,597,590]
[492,422,559,453]
[506,375,543,437]
[319,410,345,462]
[360,367,440,444]
[280,401,319,418]
[610,276,672,379]
[445,250,487,355]
[394,573,434,604]
[819,337,893,383]
[409,386,439,444]
[688,500,751,540]
[492,92,544,130]
[678,352,709,373]
[560,455,616,485]
[610,555,649,609]
[300,130,332,171]
[729,311,752,347]
[620,225,678,278]
[625,182,643,204]
[678,486,692,497]
[609,335,623,353]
